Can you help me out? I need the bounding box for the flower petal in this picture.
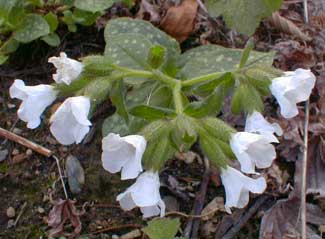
[9,79,57,129]
[221,167,266,213]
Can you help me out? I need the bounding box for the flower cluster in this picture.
[9,49,316,219]
[10,53,89,145]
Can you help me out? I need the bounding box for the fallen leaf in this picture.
[259,197,325,239]
[201,197,225,220]
[160,0,198,42]
[48,199,84,238]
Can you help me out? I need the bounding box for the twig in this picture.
[92,224,142,235]
[183,170,211,239]
[14,202,27,227]
[0,127,52,157]
[165,206,222,219]
[52,155,69,199]
[301,1,309,239]
[221,195,270,239]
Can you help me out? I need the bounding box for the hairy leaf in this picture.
[14,14,50,43]
[74,0,115,13]
[143,218,181,239]
[205,0,282,35]
[129,105,177,121]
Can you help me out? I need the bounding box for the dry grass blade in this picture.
[268,12,312,42]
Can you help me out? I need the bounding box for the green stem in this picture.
[173,81,183,114]
[182,72,225,87]
[111,64,154,78]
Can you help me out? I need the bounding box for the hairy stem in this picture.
[173,81,184,114]
[182,72,225,87]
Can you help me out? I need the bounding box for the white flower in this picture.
[245,111,283,142]
[48,52,83,85]
[230,132,276,174]
[102,133,146,180]
[270,68,316,119]
[50,96,91,145]
[220,166,266,213]
[116,171,165,218]
[9,79,57,129]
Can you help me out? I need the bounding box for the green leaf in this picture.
[200,117,236,142]
[192,72,233,95]
[102,113,129,137]
[147,45,166,69]
[55,75,90,96]
[0,38,19,54]
[143,218,181,239]
[44,12,58,32]
[82,76,111,105]
[82,55,113,75]
[0,54,8,64]
[239,38,254,68]
[231,81,264,114]
[0,0,18,21]
[205,0,282,35]
[72,8,101,26]
[148,85,173,108]
[74,0,115,13]
[105,33,153,70]
[104,18,180,74]
[41,32,60,46]
[14,14,50,43]
[178,45,275,79]
[184,89,223,118]
[110,80,129,123]
[200,132,229,168]
[129,105,177,121]
[171,115,197,149]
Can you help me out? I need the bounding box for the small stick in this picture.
[0,127,52,157]
[301,1,309,239]
[52,155,69,200]
[221,195,270,239]
[92,224,142,235]
[14,202,27,227]
[183,170,211,239]
[120,229,142,239]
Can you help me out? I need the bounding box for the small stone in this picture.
[11,148,19,155]
[112,235,119,239]
[12,128,23,135]
[37,207,45,214]
[6,207,15,218]
[7,103,15,109]
[7,219,15,228]
[0,149,8,162]
[26,149,33,157]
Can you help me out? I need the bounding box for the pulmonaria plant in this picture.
[9,18,317,217]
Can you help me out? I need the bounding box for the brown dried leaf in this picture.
[48,199,84,238]
[260,197,325,239]
[160,0,198,42]
[268,12,311,42]
[201,197,225,220]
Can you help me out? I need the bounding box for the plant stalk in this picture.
[182,72,225,87]
[173,81,184,114]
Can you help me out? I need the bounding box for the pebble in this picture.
[26,149,33,157]
[11,148,19,155]
[112,235,119,239]
[7,219,15,228]
[6,207,15,218]
[7,103,15,109]
[37,207,45,214]
[0,149,8,162]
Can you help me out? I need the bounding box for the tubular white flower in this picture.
[270,68,316,119]
[245,111,283,142]
[102,133,146,180]
[48,52,83,85]
[230,132,276,174]
[220,166,266,213]
[116,171,165,218]
[50,96,91,145]
[9,79,57,129]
